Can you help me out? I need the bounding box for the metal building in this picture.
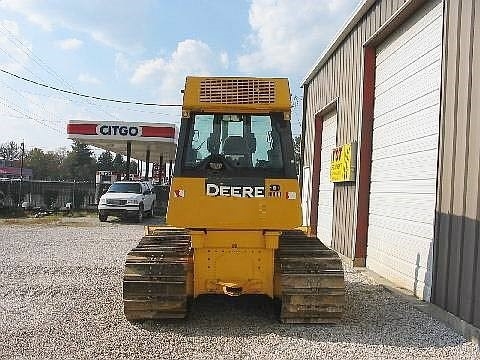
[301,0,480,329]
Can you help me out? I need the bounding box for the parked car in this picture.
[97,181,156,222]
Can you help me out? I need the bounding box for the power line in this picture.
[0,96,63,134]
[0,78,65,127]
[0,24,66,85]
[11,87,182,117]
[0,68,182,107]
[0,24,120,120]
[0,36,116,121]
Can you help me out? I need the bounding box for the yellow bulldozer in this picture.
[122,76,345,323]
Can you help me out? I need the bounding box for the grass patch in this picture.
[0,209,97,226]
[58,210,96,218]
[0,207,26,219]
[1,216,63,225]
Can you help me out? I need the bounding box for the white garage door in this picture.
[367,0,442,301]
[316,112,337,247]
[301,166,311,226]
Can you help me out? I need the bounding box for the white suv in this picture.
[98,181,156,222]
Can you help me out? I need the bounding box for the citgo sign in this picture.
[96,124,141,138]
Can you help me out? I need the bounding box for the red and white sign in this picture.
[66,120,178,163]
[67,121,177,141]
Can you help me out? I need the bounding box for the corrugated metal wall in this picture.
[432,0,480,328]
[303,0,407,259]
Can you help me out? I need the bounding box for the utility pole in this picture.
[72,179,76,209]
[18,141,25,206]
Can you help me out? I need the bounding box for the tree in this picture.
[112,153,124,174]
[0,141,21,161]
[25,148,67,180]
[25,148,47,179]
[63,140,96,181]
[293,135,302,175]
[111,153,139,178]
[97,151,114,171]
[53,148,69,179]
[125,160,138,176]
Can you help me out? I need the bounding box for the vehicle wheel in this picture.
[98,213,107,222]
[148,202,155,217]
[136,205,144,223]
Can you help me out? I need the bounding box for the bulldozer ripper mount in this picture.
[123,77,345,323]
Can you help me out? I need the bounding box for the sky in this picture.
[0,0,362,153]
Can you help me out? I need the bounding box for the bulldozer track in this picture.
[123,229,193,320]
[276,230,345,323]
[123,228,344,323]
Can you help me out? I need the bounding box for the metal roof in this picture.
[302,0,376,86]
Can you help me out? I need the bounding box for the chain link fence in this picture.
[0,179,96,210]
[0,179,170,216]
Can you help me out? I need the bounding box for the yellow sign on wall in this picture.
[330,142,357,182]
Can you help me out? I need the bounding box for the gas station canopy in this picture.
[66,120,178,162]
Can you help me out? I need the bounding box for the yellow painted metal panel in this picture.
[167,178,301,230]
[194,246,274,297]
[182,76,291,114]
[189,229,279,297]
[189,230,279,249]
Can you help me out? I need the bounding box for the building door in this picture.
[316,112,337,247]
[367,0,442,301]
[301,166,311,226]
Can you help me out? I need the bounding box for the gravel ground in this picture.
[0,216,478,360]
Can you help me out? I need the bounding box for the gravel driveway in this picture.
[0,217,478,359]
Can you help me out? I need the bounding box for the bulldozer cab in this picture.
[178,112,296,179]
[167,77,300,230]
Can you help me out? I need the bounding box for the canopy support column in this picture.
[144,149,150,181]
[126,141,131,180]
[159,155,163,183]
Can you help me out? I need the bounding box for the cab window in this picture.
[184,114,284,170]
